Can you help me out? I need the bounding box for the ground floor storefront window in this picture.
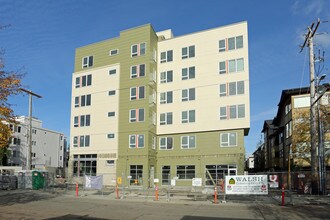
[176,165,195,179]
[130,165,143,186]
[73,154,97,176]
[205,164,237,186]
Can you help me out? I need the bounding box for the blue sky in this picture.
[1,0,329,155]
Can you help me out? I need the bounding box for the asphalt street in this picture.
[0,189,329,220]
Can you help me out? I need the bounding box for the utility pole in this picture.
[20,88,42,170]
[300,18,321,194]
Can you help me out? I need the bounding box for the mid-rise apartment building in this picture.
[259,86,330,172]
[7,116,65,171]
[69,22,250,187]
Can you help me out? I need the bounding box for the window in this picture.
[108,90,116,96]
[219,39,226,52]
[75,74,92,88]
[285,103,292,114]
[162,166,171,185]
[75,77,80,88]
[229,105,237,119]
[160,70,173,83]
[176,165,195,179]
[160,50,173,63]
[130,165,143,185]
[80,94,91,107]
[205,165,237,186]
[87,74,92,86]
[182,45,195,59]
[109,69,117,75]
[182,88,195,102]
[182,67,195,80]
[220,81,244,97]
[285,121,292,138]
[73,154,97,176]
[228,37,235,50]
[159,137,173,150]
[73,136,78,147]
[79,135,90,147]
[74,97,79,107]
[129,135,145,148]
[131,43,146,57]
[229,58,244,73]
[106,160,115,166]
[219,61,226,74]
[82,56,93,68]
[236,36,243,49]
[228,36,243,50]
[182,110,195,123]
[74,116,79,127]
[79,114,90,127]
[181,136,196,149]
[131,64,146,78]
[220,133,237,147]
[130,86,145,100]
[160,112,173,125]
[228,104,245,119]
[108,112,115,117]
[220,107,227,120]
[219,84,227,97]
[129,108,145,122]
[160,91,173,104]
[107,133,115,139]
[109,49,118,56]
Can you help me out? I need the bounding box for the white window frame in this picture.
[130,86,145,100]
[109,49,119,56]
[182,66,195,80]
[160,70,173,83]
[228,58,244,73]
[182,110,195,123]
[131,43,146,57]
[160,91,173,104]
[130,64,146,78]
[181,136,196,149]
[182,88,195,102]
[109,68,117,75]
[220,107,227,120]
[159,137,173,150]
[160,50,173,63]
[129,108,145,122]
[182,45,195,59]
[129,134,145,148]
[108,112,115,117]
[82,56,93,68]
[160,112,173,125]
[220,133,237,147]
[219,39,226,52]
[219,61,226,74]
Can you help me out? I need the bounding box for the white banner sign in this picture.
[225,175,268,195]
[85,175,103,190]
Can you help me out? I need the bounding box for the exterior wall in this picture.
[157,21,250,135]
[7,116,65,170]
[70,22,250,187]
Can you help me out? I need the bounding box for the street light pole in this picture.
[20,88,41,170]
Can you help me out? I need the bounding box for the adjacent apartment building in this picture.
[69,22,250,187]
[7,116,66,171]
[259,85,330,172]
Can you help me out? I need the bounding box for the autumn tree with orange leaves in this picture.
[0,25,23,165]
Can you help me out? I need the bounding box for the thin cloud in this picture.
[251,108,277,123]
[292,0,324,16]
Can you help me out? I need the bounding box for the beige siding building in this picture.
[69,22,250,188]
